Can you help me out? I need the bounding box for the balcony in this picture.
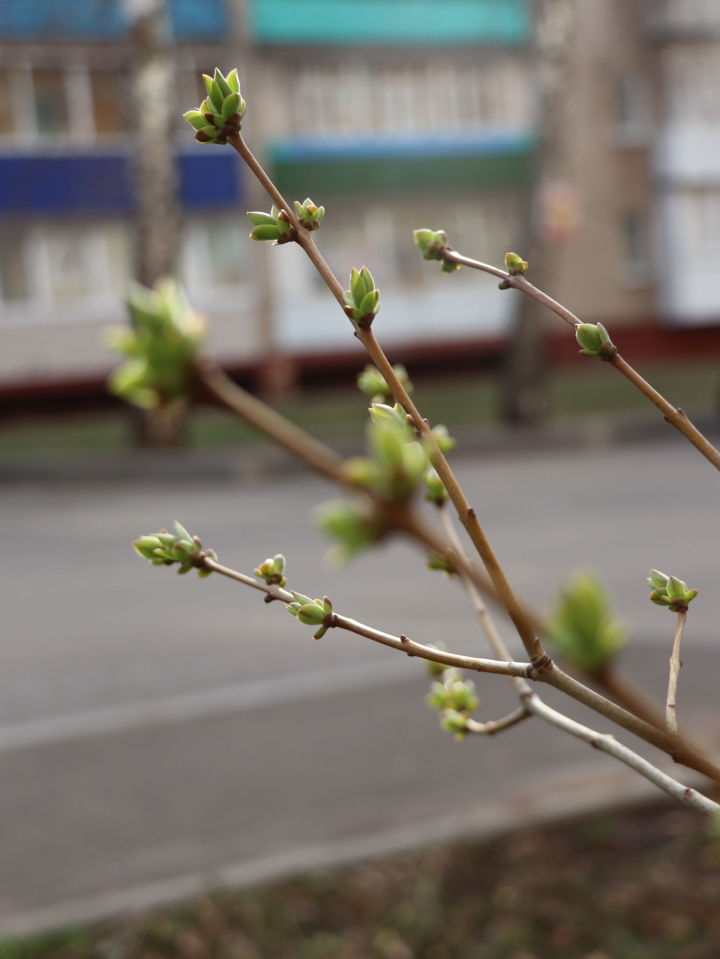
[249,0,530,46]
[270,132,535,197]
[654,123,720,184]
[0,0,228,42]
[649,0,720,40]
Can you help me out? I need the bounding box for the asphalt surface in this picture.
[2,435,719,935]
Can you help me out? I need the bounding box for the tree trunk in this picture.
[501,0,578,425]
[127,0,184,446]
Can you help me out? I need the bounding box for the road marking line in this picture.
[0,660,414,754]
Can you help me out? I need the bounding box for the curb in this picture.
[1,411,718,485]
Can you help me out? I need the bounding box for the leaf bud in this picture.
[575,322,617,360]
[504,251,528,275]
[255,553,287,587]
[413,228,448,261]
[423,467,448,505]
[426,550,454,576]
[647,569,698,611]
[440,708,469,738]
[184,68,245,144]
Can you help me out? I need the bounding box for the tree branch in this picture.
[525,692,719,816]
[193,357,347,485]
[199,556,532,679]
[441,249,720,471]
[466,707,530,736]
[200,555,718,815]
[226,132,549,667]
[667,609,687,738]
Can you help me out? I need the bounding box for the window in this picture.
[91,72,127,137]
[0,232,29,303]
[33,69,70,137]
[621,212,651,284]
[181,216,250,293]
[0,222,132,313]
[0,71,15,137]
[615,75,648,144]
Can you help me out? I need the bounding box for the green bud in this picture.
[426,550,453,576]
[255,554,287,587]
[222,93,241,118]
[357,364,413,402]
[424,645,448,678]
[423,467,448,505]
[133,535,163,559]
[547,572,626,674]
[173,520,192,541]
[184,69,244,143]
[647,570,698,611]
[647,569,668,590]
[249,224,282,242]
[440,708,468,738]
[575,322,617,360]
[430,424,455,454]
[413,228,448,261]
[108,279,206,409]
[315,499,387,563]
[359,267,375,294]
[293,197,325,230]
[368,403,406,427]
[343,456,382,490]
[247,211,280,227]
[213,67,232,99]
[296,602,326,626]
[504,251,528,275]
[368,417,408,469]
[441,259,461,274]
[650,588,673,607]
[358,290,379,318]
[182,110,206,131]
[133,523,215,577]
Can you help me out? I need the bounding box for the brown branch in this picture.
[226,132,548,667]
[193,357,346,485]
[441,249,720,470]
[221,129,720,787]
[200,555,719,813]
[199,557,532,679]
[466,707,530,736]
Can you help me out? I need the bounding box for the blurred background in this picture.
[1,0,720,427]
[2,0,720,947]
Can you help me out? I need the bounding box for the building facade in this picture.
[0,0,718,397]
[0,0,534,394]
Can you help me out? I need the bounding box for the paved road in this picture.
[2,436,719,933]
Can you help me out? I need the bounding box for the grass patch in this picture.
[0,360,717,459]
[3,802,718,958]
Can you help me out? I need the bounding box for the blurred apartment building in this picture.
[0,0,718,398]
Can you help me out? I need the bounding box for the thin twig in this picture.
[466,707,529,736]
[525,693,719,816]
[438,503,531,698]
[221,128,720,789]
[667,609,687,738]
[226,132,549,666]
[200,556,719,815]
[441,249,720,471]
[609,356,720,470]
[199,557,532,679]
